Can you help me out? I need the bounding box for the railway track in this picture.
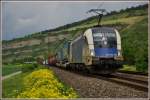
[118,70,148,76]
[93,72,148,92]
[47,65,148,92]
[67,69,148,92]
[50,66,148,98]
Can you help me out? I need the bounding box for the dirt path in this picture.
[2,71,22,80]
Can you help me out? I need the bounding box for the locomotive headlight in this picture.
[91,52,94,56]
[118,51,121,56]
[90,49,95,56]
[118,50,121,56]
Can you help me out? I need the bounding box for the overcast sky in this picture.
[2,1,148,40]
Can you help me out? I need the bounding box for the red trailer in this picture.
[48,55,57,66]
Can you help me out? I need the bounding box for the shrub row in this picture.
[21,63,38,72]
[17,69,78,98]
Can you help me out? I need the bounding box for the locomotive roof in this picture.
[91,27,115,33]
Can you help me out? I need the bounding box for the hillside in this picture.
[2,4,148,72]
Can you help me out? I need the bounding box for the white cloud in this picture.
[2,1,148,40]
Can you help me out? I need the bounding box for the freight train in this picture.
[54,26,123,74]
[48,9,124,74]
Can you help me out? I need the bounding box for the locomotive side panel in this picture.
[70,36,84,63]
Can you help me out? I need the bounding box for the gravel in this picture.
[50,67,148,98]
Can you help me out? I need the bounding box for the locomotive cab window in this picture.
[92,28,117,48]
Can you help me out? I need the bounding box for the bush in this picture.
[21,64,36,73]
[135,58,148,72]
[121,17,148,72]
[17,69,78,98]
[33,63,38,68]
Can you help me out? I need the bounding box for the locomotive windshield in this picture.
[92,27,117,48]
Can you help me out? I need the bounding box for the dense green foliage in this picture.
[121,17,148,72]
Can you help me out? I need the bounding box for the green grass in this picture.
[2,72,29,98]
[2,66,78,98]
[119,65,136,72]
[2,64,43,98]
[2,64,22,76]
[119,65,148,74]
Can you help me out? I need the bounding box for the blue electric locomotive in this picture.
[56,9,123,74]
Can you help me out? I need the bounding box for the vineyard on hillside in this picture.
[2,4,148,72]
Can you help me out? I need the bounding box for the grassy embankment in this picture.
[2,64,22,76]
[2,64,78,98]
